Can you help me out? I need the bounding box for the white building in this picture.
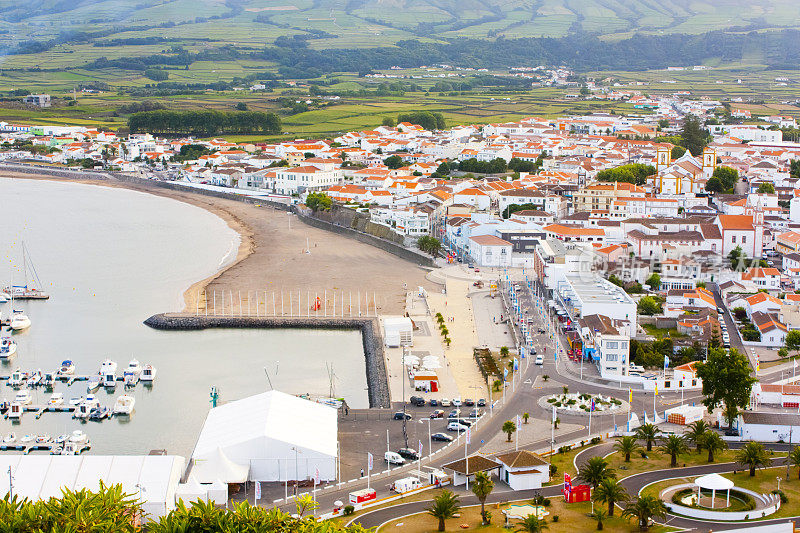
[735,411,800,443]
[555,274,638,337]
[468,235,512,267]
[273,166,342,194]
[579,314,630,378]
[192,390,338,483]
[495,450,550,490]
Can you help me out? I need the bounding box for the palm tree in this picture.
[578,456,616,488]
[562,386,569,396]
[635,423,661,452]
[515,515,549,532]
[702,431,727,463]
[523,412,530,424]
[622,496,667,531]
[471,471,494,524]
[736,441,770,477]
[591,508,607,530]
[789,445,800,480]
[613,436,641,462]
[427,490,460,532]
[592,478,629,516]
[685,420,711,452]
[659,434,689,467]
[503,420,517,442]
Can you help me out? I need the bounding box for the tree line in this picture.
[128,110,281,136]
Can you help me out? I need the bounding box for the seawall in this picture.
[144,313,390,408]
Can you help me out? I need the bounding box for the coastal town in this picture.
[5,85,800,532]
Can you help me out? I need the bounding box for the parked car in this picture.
[393,411,412,420]
[385,451,405,465]
[397,448,420,460]
[447,421,469,432]
[529,347,537,355]
[477,398,486,407]
[447,409,462,419]
[468,408,482,418]
[429,399,438,406]
[432,432,454,442]
[452,398,462,407]
[440,398,451,407]
[724,428,739,437]
[535,354,544,366]
[464,398,475,406]
[430,409,444,419]
[457,419,473,427]
[629,363,645,373]
[409,396,425,407]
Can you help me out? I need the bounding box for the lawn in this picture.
[606,444,743,478]
[640,465,800,522]
[376,496,676,532]
[641,324,686,340]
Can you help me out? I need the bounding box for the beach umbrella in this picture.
[423,360,442,369]
[403,355,420,366]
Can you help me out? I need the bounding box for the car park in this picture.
[397,448,420,460]
[430,409,444,418]
[477,398,486,407]
[385,451,405,465]
[447,421,469,432]
[393,411,412,420]
[432,432,453,442]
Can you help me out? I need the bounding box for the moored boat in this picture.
[14,390,32,405]
[0,337,17,359]
[58,360,75,375]
[9,310,31,331]
[48,393,64,407]
[113,395,135,415]
[100,359,117,389]
[140,364,157,382]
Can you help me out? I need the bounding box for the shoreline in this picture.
[0,170,256,313]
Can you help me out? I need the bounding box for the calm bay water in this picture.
[0,178,367,456]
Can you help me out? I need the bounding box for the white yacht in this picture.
[20,434,34,444]
[140,364,157,382]
[74,395,100,419]
[3,434,16,444]
[13,390,32,405]
[9,310,31,331]
[48,393,64,407]
[0,337,16,359]
[0,291,10,303]
[8,369,26,387]
[68,430,88,444]
[58,360,75,375]
[112,395,135,415]
[100,359,118,388]
[123,359,141,386]
[87,375,101,392]
[126,359,141,375]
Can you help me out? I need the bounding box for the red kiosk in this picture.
[562,473,591,503]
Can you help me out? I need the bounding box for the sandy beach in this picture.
[0,171,437,315]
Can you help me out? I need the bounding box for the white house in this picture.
[495,450,550,490]
[735,411,800,443]
[468,235,512,267]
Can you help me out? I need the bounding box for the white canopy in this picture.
[175,478,208,504]
[192,390,338,482]
[695,473,734,491]
[192,447,249,484]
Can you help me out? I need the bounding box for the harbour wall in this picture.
[144,313,390,408]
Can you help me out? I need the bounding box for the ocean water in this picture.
[0,178,367,456]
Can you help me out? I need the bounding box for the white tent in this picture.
[192,390,338,483]
[192,447,249,484]
[205,480,228,505]
[384,317,413,347]
[0,455,184,522]
[175,478,208,504]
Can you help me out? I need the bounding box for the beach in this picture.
[0,171,437,316]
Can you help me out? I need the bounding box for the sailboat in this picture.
[3,242,49,300]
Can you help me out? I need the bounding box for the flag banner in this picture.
[255,481,261,501]
[552,405,556,422]
[367,452,373,471]
[504,368,508,380]
[466,427,471,444]
[664,355,669,369]
[590,398,595,411]
[655,384,658,396]
[628,387,633,402]
[418,440,423,454]
[314,467,320,485]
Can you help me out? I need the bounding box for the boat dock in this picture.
[0,442,90,454]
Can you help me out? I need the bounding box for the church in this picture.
[650,146,717,195]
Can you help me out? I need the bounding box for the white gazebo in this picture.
[695,473,734,508]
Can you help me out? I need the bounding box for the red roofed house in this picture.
[716,213,765,258]
[741,267,781,292]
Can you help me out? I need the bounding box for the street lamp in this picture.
[291,446,302,496]
[419,418,432,460]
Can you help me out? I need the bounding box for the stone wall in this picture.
[144,314,390,408]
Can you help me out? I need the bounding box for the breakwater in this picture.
[144,313,390,408]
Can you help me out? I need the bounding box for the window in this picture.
[732,236,737,243]
[742,236,747,244]
[605,341,619,349]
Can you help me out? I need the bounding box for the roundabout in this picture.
[539,391,629,415]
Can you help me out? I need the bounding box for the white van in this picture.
[535,354,544,365]
[385,451,405,465]
[391,476,422,493]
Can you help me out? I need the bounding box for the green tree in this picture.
[670,145,686,159]
[305,192,332,211]
[523,412,530,424]
[713,166,739,192]
[417,235,441,256]
[705,176,724,193]
[613,436,641,462]
[635,423,661,452]
[595,164,655,186]
[471,471,494,524]
[736,441,770,476]
[757,182,776,194]
[427,490,460,532]
[681,114,709,156]
[383,154,405,169]
[382,117,396,127]
[645,273,660,291]
[500,346,510,357]
[515,515,549,533]
[578,456,616,488]
[622,496,667,531]
[659,434,689,467]
[785,330,800,355]
[685,420,711,453]
[637,296,662,316]
[235,102,248,111]
[695,347,756,428]
[591,508,607,530]
[593,478,629,516]
[703,430,727,463]
[503,420,517,442]
[789,445,800,480]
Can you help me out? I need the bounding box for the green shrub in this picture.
[772,489,788,503]
[343,505,355,515]
[552,515,559,522]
